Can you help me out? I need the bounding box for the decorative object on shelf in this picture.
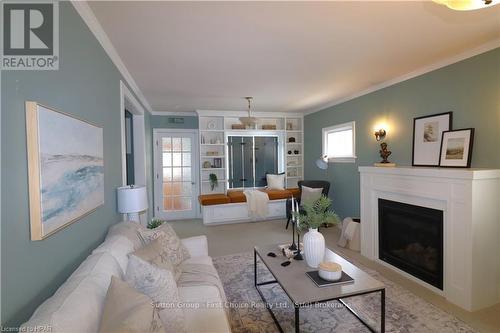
[209,173,218,191]
[297,196,340,268]
[318,262,342,281]
[315,155,328,170]
[412,112,452,166]
[201,135,206,144]
[374,142,396,167]
[25,101,104,241]
[433,0,498,11]
[207,120,216,130]
[286,122,293,130]
[206,151,219,156]
[288,150,292,155]
[215,138,222,144]
[374,128,387,141]
[212,158,223,168]
[262,124,277,130]
[239,96,258,129]
[147,218,165,229]
[231,124,246,130]
[288,137,296,143]
[294,150,299,155]
[117,185,148,223]
[203,161,212,169]
[439,128,474,168]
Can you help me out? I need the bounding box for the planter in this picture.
[303,228,325,268]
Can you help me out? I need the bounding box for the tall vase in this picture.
[303,228,325,268]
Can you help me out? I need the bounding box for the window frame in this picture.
[322,121,357,163]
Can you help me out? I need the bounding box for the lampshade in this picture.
[117,185,148,213]
[316,157,328,170]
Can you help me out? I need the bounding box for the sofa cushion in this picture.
[132,237,180,280]
[106,221,144,250]
[99,276,163,333]
[137,223,190,266]
[126,255,186,333]
[92,235,134,273]
[198,194,231,206]
[178,286,231,333]
[21,252,123,333]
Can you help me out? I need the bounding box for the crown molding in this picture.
[151,111,198,116]
[303,39,500,116]
[196,110,304,118]
[71,1,152,113]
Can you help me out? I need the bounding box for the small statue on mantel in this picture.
[379,142,392,164]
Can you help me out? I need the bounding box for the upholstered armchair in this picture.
[286,180,331,229]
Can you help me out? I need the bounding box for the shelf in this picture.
[286,142,302,145]
[286,165,302,168]
[202,168,225,170]
[201,155,225,158]
[200,129,224,132]
[287,154,302,157]
[202,179,226,182]
[200,144,225,146]
[286,130,302,133]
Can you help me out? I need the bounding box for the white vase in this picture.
[303,228,325,268]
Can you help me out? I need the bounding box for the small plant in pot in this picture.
[147,218,165,229]
[295,196,340,268]
[209,173,218,191]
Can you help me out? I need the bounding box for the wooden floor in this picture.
[170,218,500,333]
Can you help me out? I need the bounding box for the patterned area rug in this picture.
[213,252,475,333]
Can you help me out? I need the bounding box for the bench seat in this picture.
[199,188,300,206]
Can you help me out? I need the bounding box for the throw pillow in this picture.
[126,255,186,333]
[137,223,190,266]
[99,276,163,333]
[131,237,181,281]
[301,185,323,206]
[266,174,285,190]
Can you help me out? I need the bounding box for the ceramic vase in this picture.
[303,228,325,268]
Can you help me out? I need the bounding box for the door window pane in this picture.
[181,182,192,196]
[162,153,172,167]
[172,168,182,181]
[163,168,172,181]
[162,137,172,151]
[182,138,191,152]
[163,197,173,210]
[182,154,191,166]
[182,167,191,181]
[172,138,182,151]
[172,153,182,167]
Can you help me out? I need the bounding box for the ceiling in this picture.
[88,1,500,113]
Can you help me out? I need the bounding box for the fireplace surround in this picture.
[359,166,500,311]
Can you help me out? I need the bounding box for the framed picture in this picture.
[412,112,452,166]
[439,128,474,168]
[26,102,104,240]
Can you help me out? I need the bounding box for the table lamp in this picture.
[117,185,148,222]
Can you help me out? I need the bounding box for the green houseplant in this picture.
[294,196,340,268]
[147,218,165,229]
[209,173,218,191]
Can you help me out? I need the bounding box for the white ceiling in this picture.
[88,1,500,113]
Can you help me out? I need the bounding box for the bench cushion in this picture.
[198,194,231,206]
[227,191,246,203]
[226,188,301,203]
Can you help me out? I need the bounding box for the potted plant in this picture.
[209,173,218,191]
[147,218,165,229]
[295,196,340,268]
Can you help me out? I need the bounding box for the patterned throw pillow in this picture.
[137,224,190,266]
[99,276,163,333]
[126,255,186,333]
[131,238,181,281]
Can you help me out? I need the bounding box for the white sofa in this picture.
[21,222,231,333]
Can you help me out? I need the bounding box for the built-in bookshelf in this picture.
[198,112,303,194]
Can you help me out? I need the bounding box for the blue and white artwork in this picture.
[37,105,104,236]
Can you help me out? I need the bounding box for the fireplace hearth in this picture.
[378,199,443,290]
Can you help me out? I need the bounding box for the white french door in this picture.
[153,130,199,220]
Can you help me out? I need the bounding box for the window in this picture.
[322,121,356,162]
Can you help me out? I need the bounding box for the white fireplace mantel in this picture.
[359,166,500,311]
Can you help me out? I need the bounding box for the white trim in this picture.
[196,109,304,118]
[71,1,152,113]
[304,39,500,115]
[152,111,198,116]
[322,121,357,163]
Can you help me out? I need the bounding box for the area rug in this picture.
[213,252,475,333]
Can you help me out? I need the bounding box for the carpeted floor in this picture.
[213,252,475,333]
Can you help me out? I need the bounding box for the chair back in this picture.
[298,180,330,197]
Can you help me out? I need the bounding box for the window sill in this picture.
[327,156,357,163]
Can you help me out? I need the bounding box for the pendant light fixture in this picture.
[239,97,258,129]
[433,0,498,10]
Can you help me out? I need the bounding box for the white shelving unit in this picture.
[198,111,304,193]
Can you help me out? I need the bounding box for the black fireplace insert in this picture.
[378,199,443,290]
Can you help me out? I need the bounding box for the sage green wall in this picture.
[1,3,149,327]
[304,48,500,219]
[151,115,199,129]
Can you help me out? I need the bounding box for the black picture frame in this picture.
[412,112,453,167]
[438,128,474,168]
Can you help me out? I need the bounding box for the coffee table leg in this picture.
[294,304,300,333]
[381,289,385,333]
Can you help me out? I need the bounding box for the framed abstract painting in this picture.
[412,112,452,167]
[439,128,474,168]
[26,102,104,240]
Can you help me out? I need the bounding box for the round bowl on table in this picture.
[318,262,342,281]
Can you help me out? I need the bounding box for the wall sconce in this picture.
[374,129,387,141]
